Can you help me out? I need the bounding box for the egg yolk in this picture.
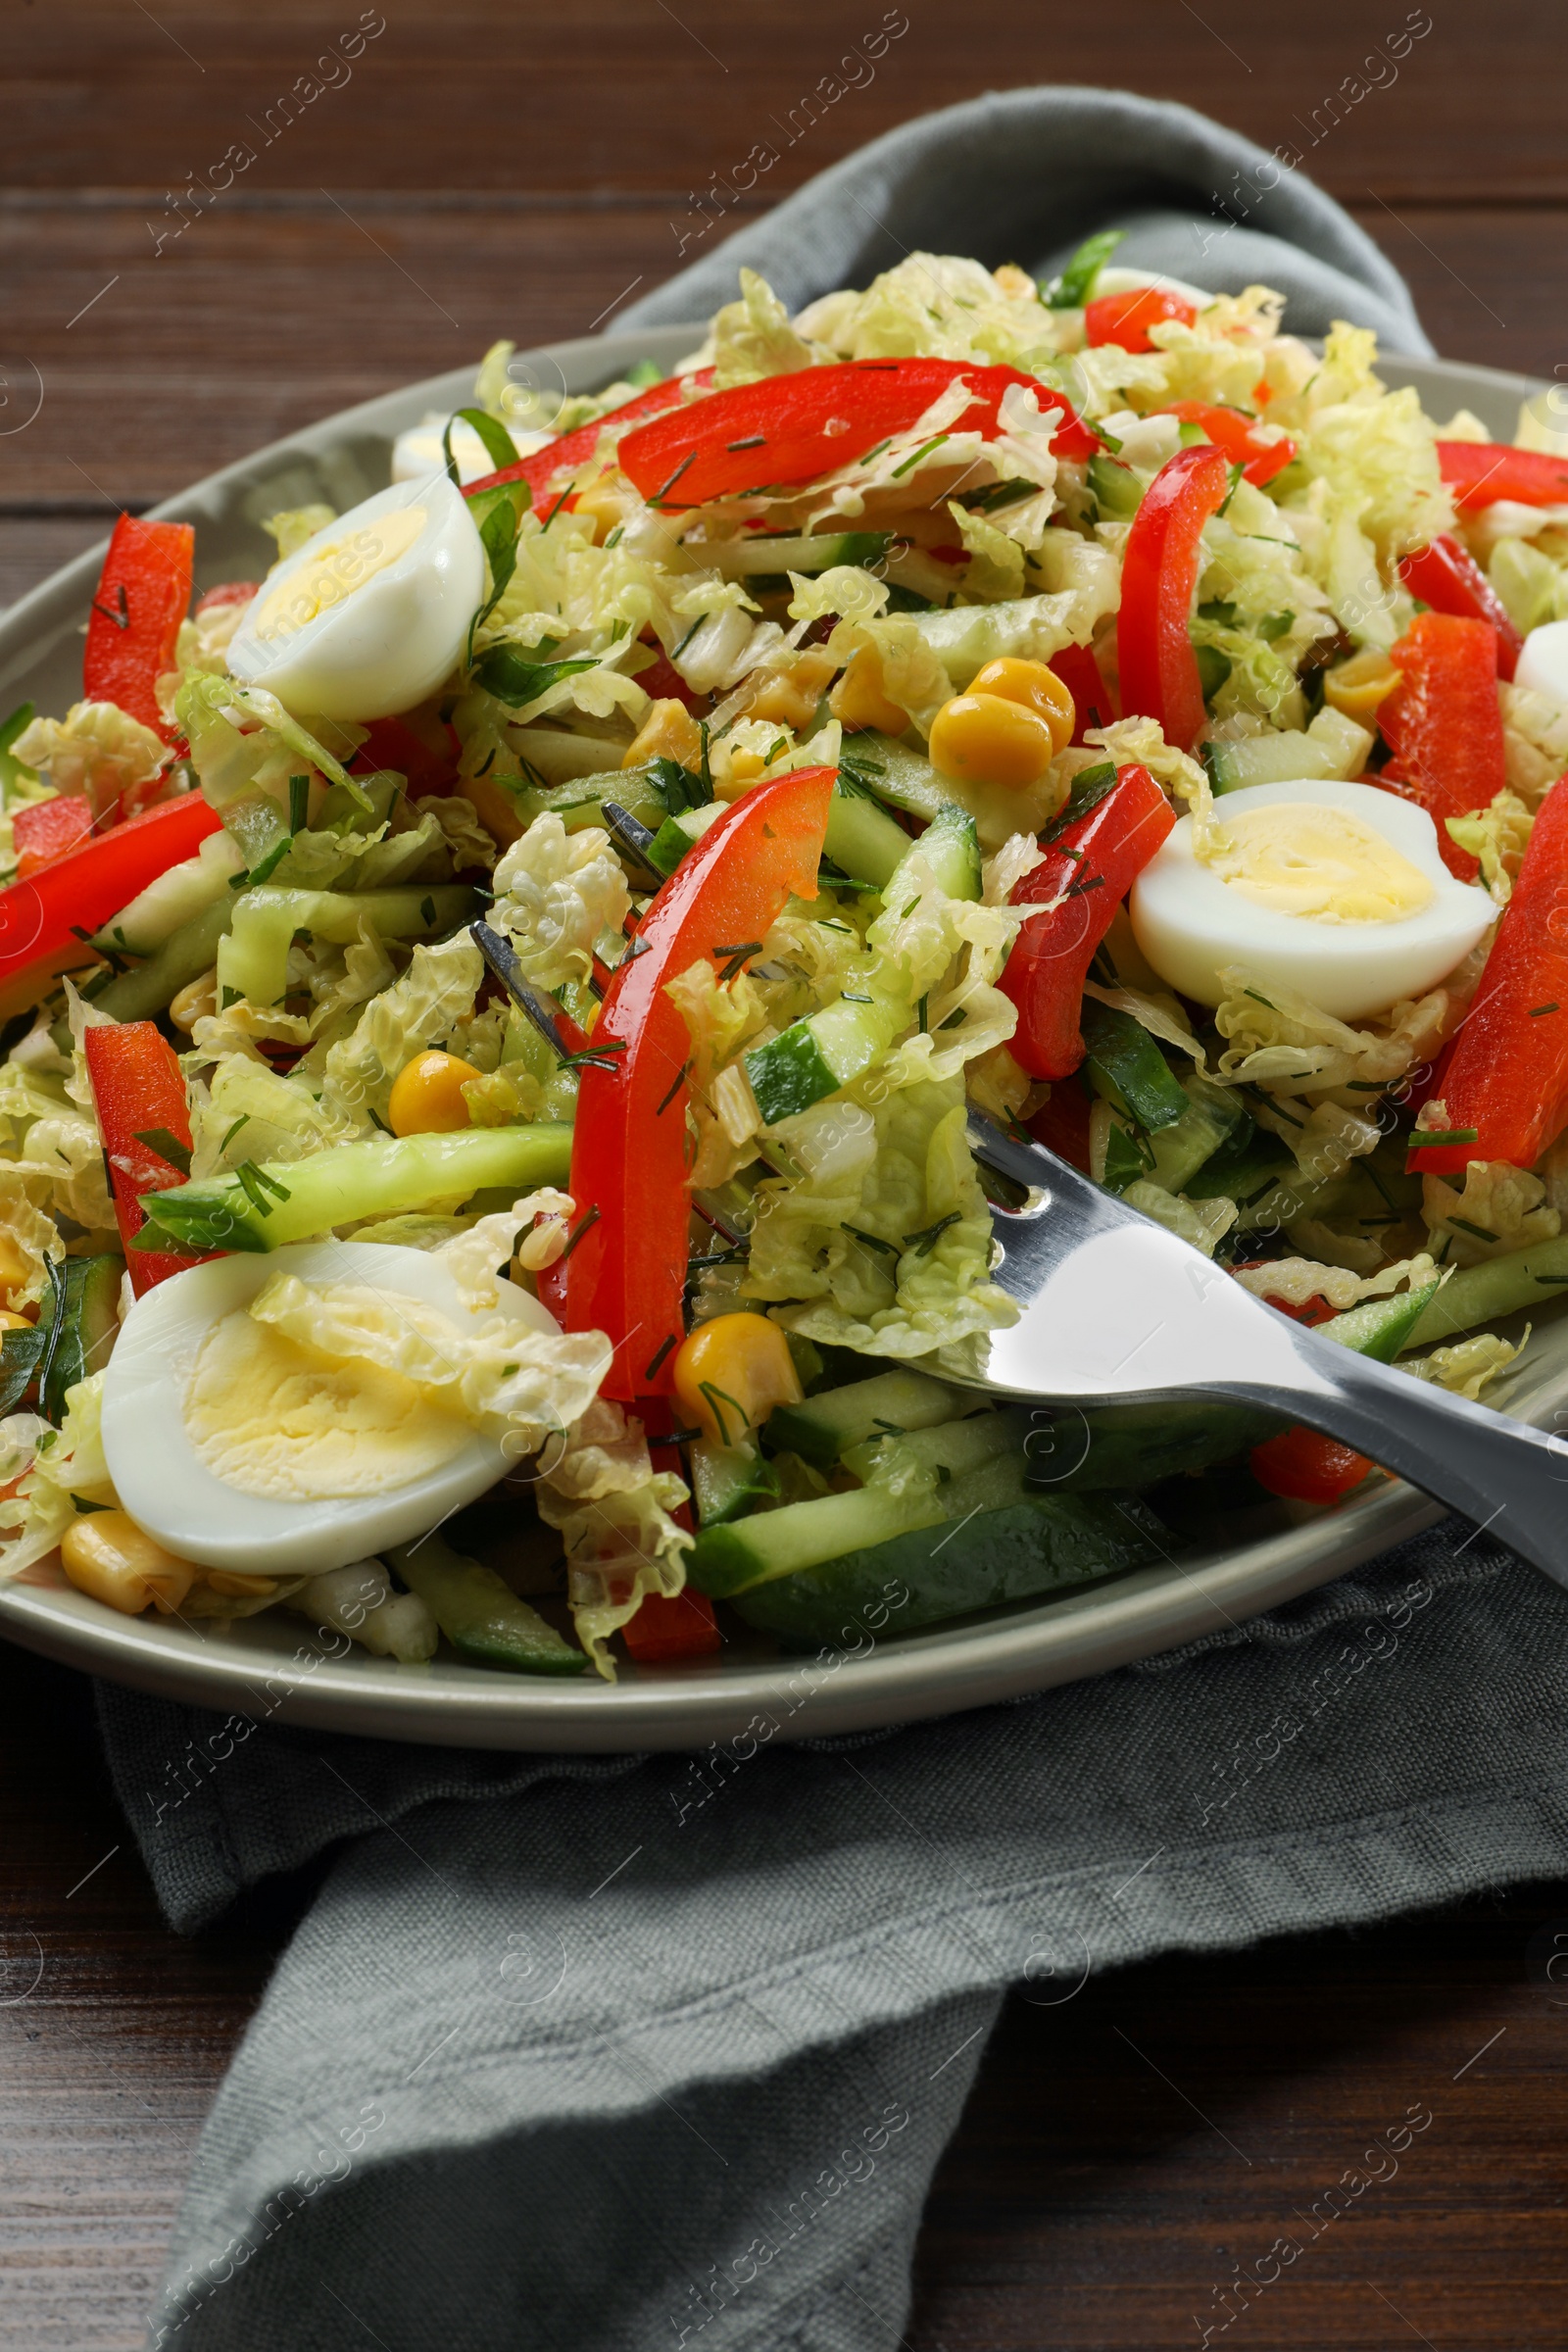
[252,504,426,643]
[184,1307,468,1500]
[1200,802,1435,924]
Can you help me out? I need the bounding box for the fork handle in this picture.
[1213,1336,1568,1589]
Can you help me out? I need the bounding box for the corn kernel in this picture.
[673,1311,803,1448]
[170,966,219,1032]
[0,1233,32,1301]
[0,1309,31,1332]
[61,1510,197,1616]
[928,691,1057,790]
[746,651,838,731]
[387,1050,481,1138]
[573,477,639,544]
[1323,647,1402,722]
[829,648,908,735]
[968,656,1076,754]
[624,697,703,771]
[993,263,1037,300]
[723,748,767,787]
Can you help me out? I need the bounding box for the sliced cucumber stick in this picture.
[387,1535,586,1675]
[823,781,909,889]
[766,1366,971,1467]
[687,1480,947,1598]
[731,1485,1169,1648]
[689,1438,778,1527]
[745,805,980,1124]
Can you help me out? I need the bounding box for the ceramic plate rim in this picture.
[0,334,1546,1749]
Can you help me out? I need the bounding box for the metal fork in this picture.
[966,1114,1568,1590]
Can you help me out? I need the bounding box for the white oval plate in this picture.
[0,337,1555,1750]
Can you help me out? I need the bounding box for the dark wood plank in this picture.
[2,203,1564,517]
[1350,203,1568,382]
[6,1,1568,205]
[911,1887,1568,2350]
[0,519,109,613]
[0,1643,286,2349]
[0,202,694,508]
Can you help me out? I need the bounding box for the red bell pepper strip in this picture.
[1048,642,1115,742]
[82,515,194,740]
[635,647,708,711]
[1084,287,1199,353]
[1376,612,1504,882]
[1407,774,1568,1177]
[1116,443,1232,754]
[0,793,220,1019]
[1001,763,1175,1080]
[1438,441,1568,511]
[1396,535,1522,680]
[1156,400,1298,488]
[622,1584,722,1661]
[620,1407,722,1661]
[1250,1426,1373,1502]
[616,360,1097,511]
[14,797,94,880]
[1230,1262,1337,1328]
[462,369,717,510]
[82,1022,214,1297]
[565,767,834,1397]
[1025,1074,1094,1173]
[351,714,460,798]
[194,580,258,615]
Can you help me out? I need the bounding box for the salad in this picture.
[2,240,1568,1681]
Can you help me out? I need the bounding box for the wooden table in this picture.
[4,6,1567,2340]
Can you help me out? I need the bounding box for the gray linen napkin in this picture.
[88,86,1542,2352]
[618,83,1432,353]
[108,1529,1568,2350]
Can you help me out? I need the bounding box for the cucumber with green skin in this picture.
[1087,454,1143,518]
[766,1366,972,1467]
[0,1254,126,1423]
[40,1254,124,1422]
[730,1481,1169,1649]
[1025,1395,1284,1492]
[85,896,232,1024]
[139,1124,572,1253]
[1145,1075,1251,1196]
[218,882,476,1008]
[92,829,246,957]
[689,1477,947,1598]
[822,778,911,890]
[1404,1236,1568,1349]
[386,1535,586,1675]
[744,806,980,1125]
[644,781,910,893]
[690,1438,779,1527]
[842,1408,1021,1490]
[695,1412,1046,1597]
[1080,1001,1190,1133]
[840,735,956,826]
[709,530,891,578]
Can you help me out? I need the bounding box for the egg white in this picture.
[1517,618,1568,716]
[226,475,485,722]
[1128,778,1495,1023]
[1092,264,1212,309]
[101,1241,557,1575]
[391,413,555,486]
